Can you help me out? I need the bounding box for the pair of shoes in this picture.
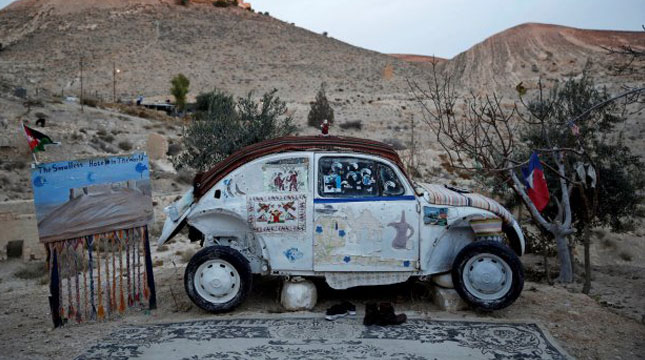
[363,302,407,326]
[325,301,356,321]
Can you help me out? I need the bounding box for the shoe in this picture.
[325,303,349,321]
[377,302,407,326]
[341,301,356,315]
[363,302,378,326]
[325,301,357,320]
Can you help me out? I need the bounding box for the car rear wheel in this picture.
[184,246,252,313]
[452,240,523,311]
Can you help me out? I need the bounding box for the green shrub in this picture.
[307,83,334,128]
[170,74,190,112]
[175,88,295,171]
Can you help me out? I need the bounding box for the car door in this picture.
[243,152,314,271]
[313,154,419,272]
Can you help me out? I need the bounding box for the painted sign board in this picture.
[30,153,153,243]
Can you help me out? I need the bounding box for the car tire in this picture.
[184,245,252,313]
[452,240,524,311]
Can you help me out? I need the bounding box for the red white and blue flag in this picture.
[522,152,550,212]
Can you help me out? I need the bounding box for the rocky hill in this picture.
[389,54,446,65]
[1,1,644,169]
[439,23,645,93]
[0,0,430,132]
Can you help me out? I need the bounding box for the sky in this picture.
[1,0,643,58]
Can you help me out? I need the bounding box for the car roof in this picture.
[193,135,409,199]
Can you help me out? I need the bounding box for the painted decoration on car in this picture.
[388,210,414,250]
[247,194,307,232]
[423,206,448,226]
[30,153,153,243]
[319,157,377,196]
[263,158,308,193]
[283,247,304,263]
[314,208,416,268]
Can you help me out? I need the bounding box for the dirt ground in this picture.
[0,239,643,360]
[1,91,643,359]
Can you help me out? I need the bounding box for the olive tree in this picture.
[175,88,295,171]
[520,76,645,290]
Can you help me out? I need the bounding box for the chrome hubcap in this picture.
[463,253,512,301]
[194,259,240,304]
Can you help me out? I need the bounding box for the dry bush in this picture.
[100,133,115,143]
[0,175,10,187]
[338,120,362,130]
[167,143,182,156]
[70,132,83,141]
[3,161,27,171]
[118,140,133,151]
[618,250,633,261]
[601,237,617,249]
[15,261,47,279]
[104,103,172,122]
[81,97,99,107]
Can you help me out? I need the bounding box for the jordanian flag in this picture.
[23,123,54,153]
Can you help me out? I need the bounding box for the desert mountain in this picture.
[2,1,644,113]
[439,23,645,93]
[0,1,643,155]
[0,0,428,126]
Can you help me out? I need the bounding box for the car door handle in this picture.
[315,205,338,214]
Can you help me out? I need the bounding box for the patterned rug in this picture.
[76,317,570,360]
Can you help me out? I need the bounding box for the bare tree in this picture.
[601,25,645,74]
[410,64,645,286]
[407,67,567,283]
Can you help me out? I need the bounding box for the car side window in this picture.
[379,164,405,196]
[319,157,378,197]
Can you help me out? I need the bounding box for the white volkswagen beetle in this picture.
[159,136,525,312]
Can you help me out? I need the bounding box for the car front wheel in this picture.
[184,246,252,313]
[452,240,524,311]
